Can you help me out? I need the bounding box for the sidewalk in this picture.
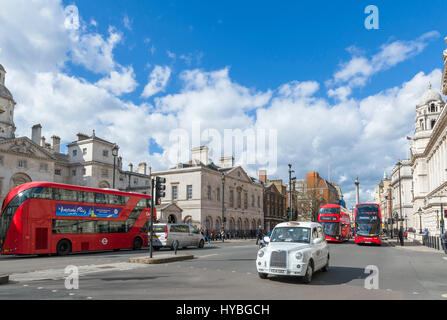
[384,238,446,255]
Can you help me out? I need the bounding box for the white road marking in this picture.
[197,254,219,258]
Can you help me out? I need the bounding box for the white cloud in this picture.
[328,31,440,100]
[141,65,172,98]
[95,66,138,96]
[123,15,132,31]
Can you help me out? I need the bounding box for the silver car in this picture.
[148,223,206,250]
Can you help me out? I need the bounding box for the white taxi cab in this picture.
[256,221,329,283]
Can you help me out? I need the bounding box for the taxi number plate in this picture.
[270,269,285,274]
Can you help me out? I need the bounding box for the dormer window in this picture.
[431,104,436,112]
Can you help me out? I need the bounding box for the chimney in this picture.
[137,162,147,175]
[128,163,133,172]
[77,133,89,141]
[51,135,61,153]
[31,124,42,145]
[259,170,267,184]
[220,156,234,169]
[191,146,209,165]
[40,136,46,147]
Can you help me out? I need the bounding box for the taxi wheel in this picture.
[198,240,205,248]
[302,261,313,284]
[258,272,268,279]
[322,255,329,272]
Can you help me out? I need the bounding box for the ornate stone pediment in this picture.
[0,137,55,160]
[7,140,37,155]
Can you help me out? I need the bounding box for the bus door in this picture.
[32,219,51,252]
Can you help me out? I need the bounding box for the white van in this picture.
[149,223,206,250]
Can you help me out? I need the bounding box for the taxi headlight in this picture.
[258,250,265,258]
[295,252,303,260]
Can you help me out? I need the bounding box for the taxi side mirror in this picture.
[263,236,270,243]
[312,238,323,245]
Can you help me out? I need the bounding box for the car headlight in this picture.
[295,252,303,260]
[258,250,265,258]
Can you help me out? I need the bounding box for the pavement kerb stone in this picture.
[0,274,9,285]
[129,254,194,264]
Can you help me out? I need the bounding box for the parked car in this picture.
[256,221,329,283]
[148,223,206,250]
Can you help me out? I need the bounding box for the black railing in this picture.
[422,235,441,250]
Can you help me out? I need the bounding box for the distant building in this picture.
[152,146,264,234]
[258,170,287,231]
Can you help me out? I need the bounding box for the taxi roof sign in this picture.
[287,222,300,226]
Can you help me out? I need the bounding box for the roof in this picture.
[0,64,5,72]
[0,84,13,101]
[274,221,320,228]
[418,83,443,106]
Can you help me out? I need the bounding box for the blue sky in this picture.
[1,0,447,208]
[69,0,447,98]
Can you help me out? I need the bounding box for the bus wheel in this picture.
[133,237,142,250]
[56,239,72,256]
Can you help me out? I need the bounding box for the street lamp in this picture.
[396,160,404,246]
[418,207,423,234]
[288,164,296,221]
[112,144,119,189]
[221,173,226,238]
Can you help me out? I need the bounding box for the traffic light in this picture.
[154,176,166,205]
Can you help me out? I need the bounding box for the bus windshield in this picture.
[320,222,340,237]
[319,207,340,214]
[270,227,311,243]
[356,205,380,236]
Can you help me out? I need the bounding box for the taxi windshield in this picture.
[270,227,311,243]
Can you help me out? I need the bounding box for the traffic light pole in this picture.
[150,178,154,258]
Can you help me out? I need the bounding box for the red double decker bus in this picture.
[318,204,351,242]
[354,203,382,245]
[0,182,153,256]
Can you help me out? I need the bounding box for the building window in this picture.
[101,169,108,178]
[207,186,211,200]
[40,163,48,172]
[258,196,260,208]
[18,159,27,168]
[103,150,109,157]
[216,188,221,202]
[83,168,87,175]
[172,185,178,200]
[0,156,3,166]
[82,148,87,155]
[73,149,77,156]
[72,169,76,176]
[134,178,138,185]
[251,194,255,207]
[244,192,248,209]
[237,191,241,208]
[186,185,193,200]
[55,169,62,176]
[230,190,234,207]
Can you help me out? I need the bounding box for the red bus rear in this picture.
[354,203,382,245]
[318,204,351,242]
[0,182,154,256]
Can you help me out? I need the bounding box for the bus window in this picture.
[95,193,107,204]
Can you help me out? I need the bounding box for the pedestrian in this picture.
[220,228,225,243]
[256,225,263,245]
[205,228,211,244]
[398,227,404,246]
[441,231,447,253]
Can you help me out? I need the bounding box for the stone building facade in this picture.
[258,170,287,231]
[152,146,264,235]
[390,160,413,231]
[0,63,151,201]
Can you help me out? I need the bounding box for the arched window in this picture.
[184,216,193,225]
